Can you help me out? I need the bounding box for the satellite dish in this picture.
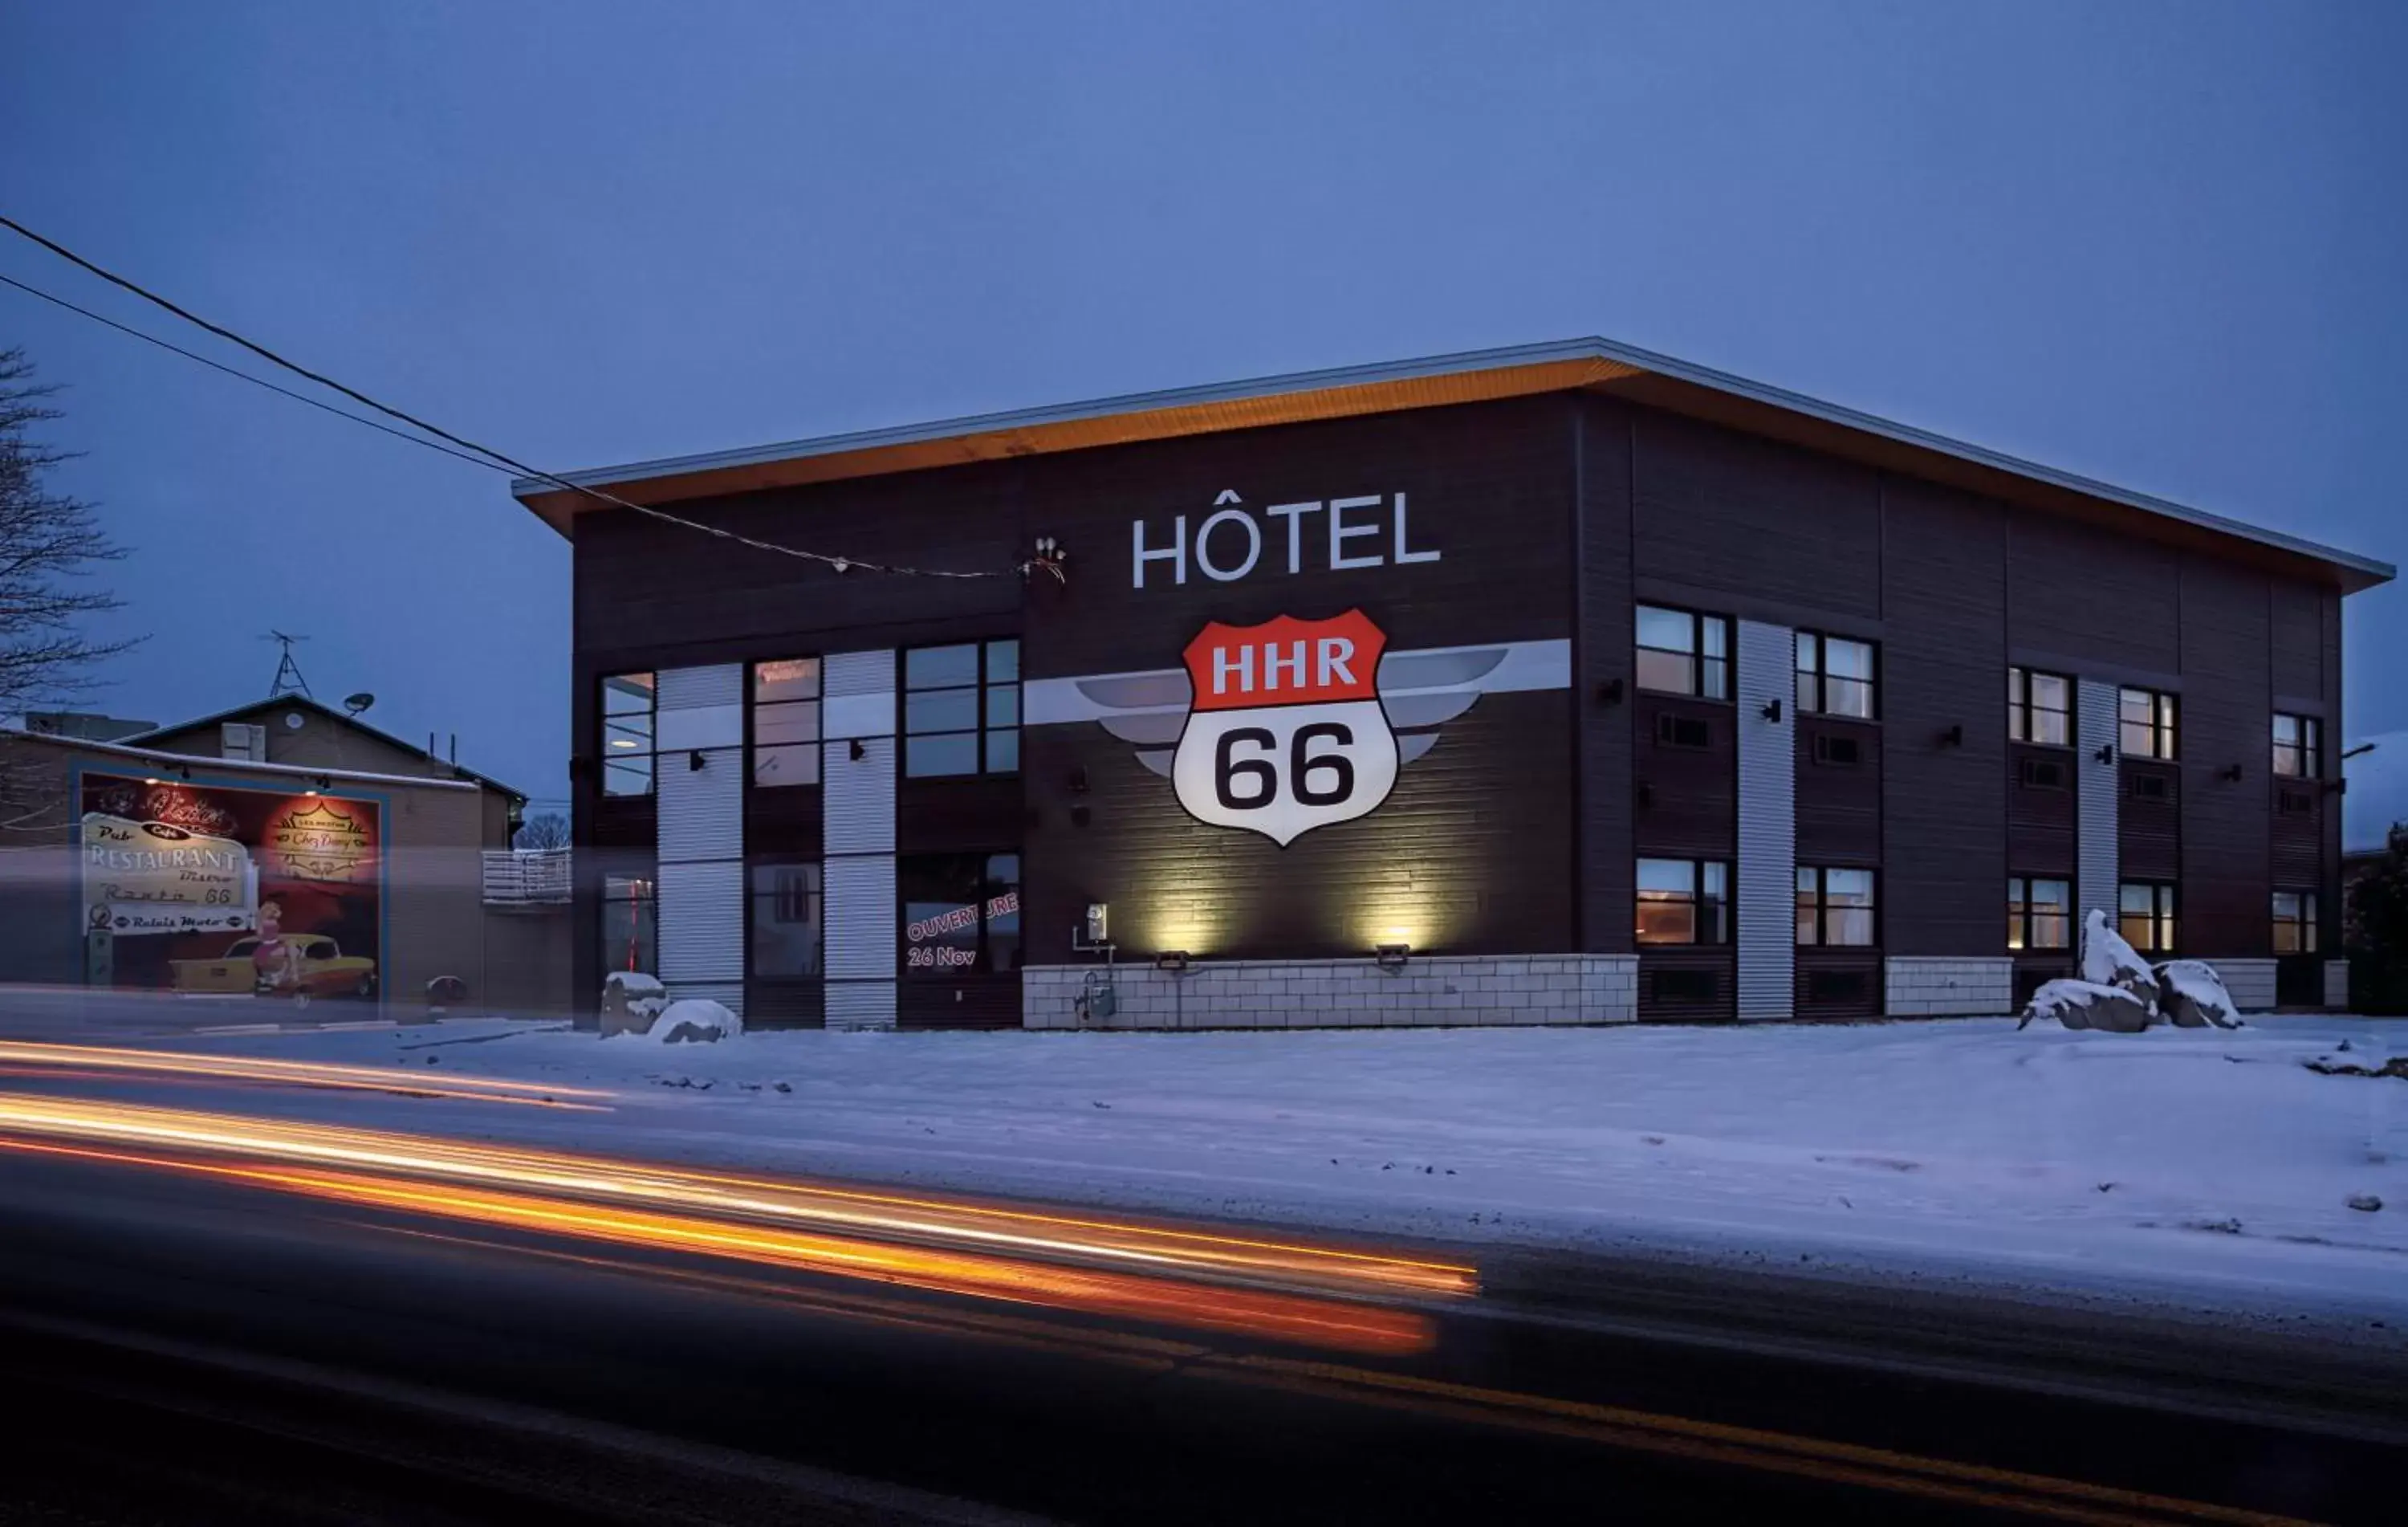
[343,693,375,715]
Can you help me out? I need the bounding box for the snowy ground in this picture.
[177,1016,2406,1330]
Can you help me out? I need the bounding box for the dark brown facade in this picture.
[547,346,2383,1027]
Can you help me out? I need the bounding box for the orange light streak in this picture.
[0,1040,610,1110]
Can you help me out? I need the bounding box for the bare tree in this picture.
[1,348,132,719]
[514,811,570,850]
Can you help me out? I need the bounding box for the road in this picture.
[0,1032,2400,1524]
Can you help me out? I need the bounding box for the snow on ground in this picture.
[184,1016,2407,1327]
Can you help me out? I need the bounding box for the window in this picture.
[1811,732,1861,767]
[751,658,822,788]
[2019,756,2068,791]
[2118,687,2177,760]
[1796,633,1876,719]
[1796,866,1876,946]
[2272,890,2320,955]
[1654,713,1711,749]
[900,853,1022,977]
[749,863,824,977]
[1636,858,1729,945]
[1635,606,1730,700]
[2007,877,2072,951]
[601,673,657,796]
[600,871,657,978]
[2272,714,2321,779]
[905,640,1019,776]
[2118,882,2177,954]
[2007,667,2072,746]
[2129,772,2170,801]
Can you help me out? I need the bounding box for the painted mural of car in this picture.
[170,935,378,1000]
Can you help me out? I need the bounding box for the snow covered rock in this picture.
[2080,909,2162,1012]
[2020,978,2153,1033]
[2154,959,2243,1029]
[600,971,669,1038]
[632,998,742,1044]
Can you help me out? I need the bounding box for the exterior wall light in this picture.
[1761,698,1783,723]
[848,738,867,762]
[1594,678,1624,706]
[1938,723,1963,747]
[1374,943,1410,972]
[687,750,707,771]
[1154,950,1191,972]
[2094,744,2116,765]
[2220,764,2245,783]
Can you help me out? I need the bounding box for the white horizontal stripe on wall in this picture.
[657,703,742,751]
[823,649,897,739]
[656,747,743,863]
[656,859,744,984]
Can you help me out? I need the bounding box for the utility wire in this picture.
[0,214,999,580]
[0,271,510,474]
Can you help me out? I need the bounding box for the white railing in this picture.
[482,848,571,906]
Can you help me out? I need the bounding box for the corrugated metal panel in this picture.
[657,664,742,711]
[658,703,742,751]
[2077,679,2120,926]
[657,747,742,863]
[824,736,897,855]
[824,650,896,698]
[1735,620,1796,1021]
[823,649,897,739]
[665,981,744,1018]
[824,981,897,1032]
[656,859,743,983]
[824,854,896,981]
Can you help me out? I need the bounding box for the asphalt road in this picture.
[2,1136,2402,1526]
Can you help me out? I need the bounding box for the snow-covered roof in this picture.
[2345,732,2408,854]
[0,726,483,792]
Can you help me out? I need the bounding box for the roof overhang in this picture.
[511,337,2393,594]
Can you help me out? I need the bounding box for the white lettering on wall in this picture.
[1129,490,1442,589]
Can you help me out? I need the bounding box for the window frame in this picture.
[599,869,657,981]
[899,851,1023,979]
[903,639,1021,779]
[2272,713,2321,780]
[2117,686,2178,761]
[749,658,824,789]
[1795,865,1877,947]
[2007,666,2073,747]
[1795,631,1877,720]
[1634,605,1732,702]
[746,860,825,980]
[600,672,658,797]
[1635,857,1730,946]
[2272,890,2320,955]
[2007,876,2072,951]
[2117,881,2178,955]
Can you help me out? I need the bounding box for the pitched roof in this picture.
[119,694,524,801]
[509,336,2392,592]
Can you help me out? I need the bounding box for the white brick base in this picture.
[1883,957,2014,1016]
[1024,955,1639,1030]
[2201,958,2277,1013]
[2324,959,2350,1010]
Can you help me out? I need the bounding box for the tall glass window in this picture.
[2007,877,2071,950]
[2119,882,2178,954]
[2118,688,2178,760]
[600,672,657,796]
[1634,606,1731,700]
[1796,633,1877,719]
[905,640,1020,776]
[749,862,824,977]
[2272,890,2319,954]
[600,871,656,978]
[900,853,1023,977]
[1796,867,1877,946]
[1635,858,1730,945]
[2007,667,2072,746]
[2272,714,2321,779]
[751,658,822,787]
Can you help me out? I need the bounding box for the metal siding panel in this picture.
[656,859,743,983]
[657,702,743,751]
[2077,680,2120,925]
[824,854,896,981]
[657,664,743,711]
[824,737,897,854]
[1735,619,1796,1020]
[825,980,897,1031]
[656,747,743,863]
[824,649,897,698]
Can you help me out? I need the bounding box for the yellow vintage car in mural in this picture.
[169,934,378,1002]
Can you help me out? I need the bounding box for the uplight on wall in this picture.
[1373,943,1411,972]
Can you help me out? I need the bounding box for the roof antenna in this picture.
[262,630,313,699]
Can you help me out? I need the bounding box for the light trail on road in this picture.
[0,1040,612,1110]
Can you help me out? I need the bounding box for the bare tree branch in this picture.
[0,347,139,720]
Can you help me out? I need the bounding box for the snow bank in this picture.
[614,998,742,1044]
[2021,978,2150,1032]
[2155,960,2243,1030]
[600,971,669,1038]
[2080,909,2161,1010]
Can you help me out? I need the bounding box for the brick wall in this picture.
[1883,957,2014,1017]
[1025,955,1638,1030]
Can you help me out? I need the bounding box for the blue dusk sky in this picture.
[2,2,2402,812]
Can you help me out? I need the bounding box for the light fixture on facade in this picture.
[1761,698,1783,723]
[688,750,707,772]
[312,775,332,792]
[2094,744,2115,764]
[2220,763,2245,783]
[1938,723,1963,747]
[1154,950,1190,973]
[848,737,867,762]
[1373,943,1410,972]
[1594,678,1624,706]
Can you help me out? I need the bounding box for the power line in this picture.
[0,214,1001,580]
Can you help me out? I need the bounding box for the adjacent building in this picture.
[520,339,2393,1029]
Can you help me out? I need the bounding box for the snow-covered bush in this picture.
[626,998,742,1044]
[2079,909,2161,1012]
[2154,959,2243,1029]
[2022,978,2153,1033]
[601,971,669,1038]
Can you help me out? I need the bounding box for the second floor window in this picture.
[600,672,657,796]
[1636,858,1729,945]
[2119,882,2177,954]
[2119,687,2177,760]
[2272,890,2319,954]
[2007,667,2072,746]
[2272,714,2321,779]
[751,658,823,788]
[1796,633,1875,719]
[1635,606,1730,700]
[1796,866,1876,946]
[2007,877,2071,951]
[905,640,1019,777]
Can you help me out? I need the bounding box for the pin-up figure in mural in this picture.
[250,900,293,992]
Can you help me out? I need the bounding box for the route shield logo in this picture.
[1171,610,1398,846]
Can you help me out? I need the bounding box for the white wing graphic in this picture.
[1027,639,1571,779]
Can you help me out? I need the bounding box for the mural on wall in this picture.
[79,772,383,1001]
